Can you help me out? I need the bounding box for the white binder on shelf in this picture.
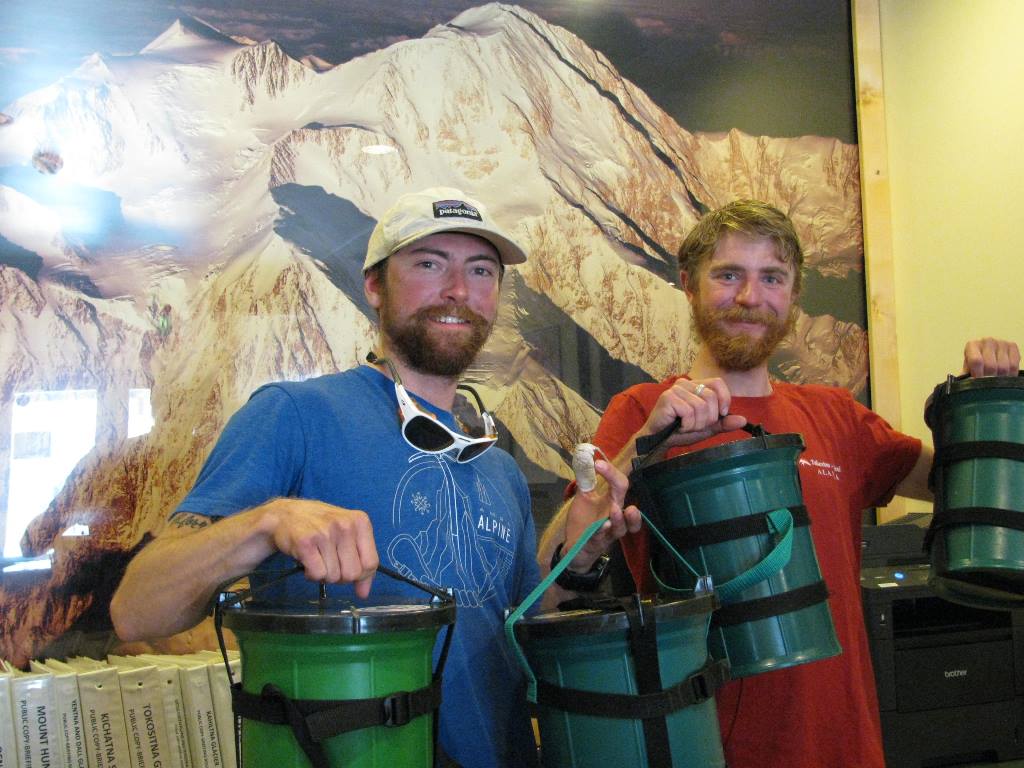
[0,668,21,768]
[108,665,171,768]
[105,658,189,768]
[29,661,88,768]
[50,659,130,768]
[1,660,63,768]
[137,658,220,768]
[191,653,237,768]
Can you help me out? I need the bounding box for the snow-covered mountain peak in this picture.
[69,52,118,85]
[230,40,313,105]
[300,54,335,73]
[140,17,243,58]
[446,2,523,34]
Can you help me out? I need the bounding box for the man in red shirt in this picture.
[542,199,1020,768]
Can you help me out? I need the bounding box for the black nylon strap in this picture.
[231,679,442,768]
[929,440,1024,491]
[935,440,1024,467]
[265,684,328,768]
[932,506,1024,534]
[924,506,1024,550]
[232,680,442,737]
[623,598,672,768]
[665,505,810,551]
[711,580,829,628]
[534,657,730,719]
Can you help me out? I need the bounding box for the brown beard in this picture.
[692,301,796,371]
[380,291,493,377]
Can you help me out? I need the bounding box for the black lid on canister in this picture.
[221,596,455,635]
[513,593,717,642]
[924,372,1024,430]
[632,433,805,483]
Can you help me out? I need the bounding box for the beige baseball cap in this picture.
[363,187,528,272]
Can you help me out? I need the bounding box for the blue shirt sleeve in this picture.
[176,384,307,518]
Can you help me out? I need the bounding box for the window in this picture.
[5,390,98,558]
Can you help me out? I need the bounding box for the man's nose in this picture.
[735,278,761,306]
[442,269,469,302]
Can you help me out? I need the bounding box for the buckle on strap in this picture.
[689,670,710,702]
[382,691,412,727]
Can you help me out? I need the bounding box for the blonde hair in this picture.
[678,200,804,295]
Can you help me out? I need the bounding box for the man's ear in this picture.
[364,268,383,311]
[680,269,695,299]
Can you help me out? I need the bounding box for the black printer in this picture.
[861,518,1024,767]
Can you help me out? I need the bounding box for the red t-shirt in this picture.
[593,377,922,768]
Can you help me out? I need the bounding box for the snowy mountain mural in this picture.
[0,3,865,662]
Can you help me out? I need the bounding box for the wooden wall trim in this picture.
[852,0,906,520]
[852,0,901,428]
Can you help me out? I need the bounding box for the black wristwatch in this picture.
[550,541,611,592]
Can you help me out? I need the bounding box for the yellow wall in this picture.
[879,0,1024,513]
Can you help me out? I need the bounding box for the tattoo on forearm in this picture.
[168,512,214,530]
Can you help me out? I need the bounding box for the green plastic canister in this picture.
[513,594,726,768]
[924,373,1024,610]
[629,433,840,678]
[221,597,454,768]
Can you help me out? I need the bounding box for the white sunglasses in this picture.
[367,352,498,462]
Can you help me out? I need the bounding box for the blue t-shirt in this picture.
[178,365,541,767]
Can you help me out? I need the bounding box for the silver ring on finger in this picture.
[693,383,706,396]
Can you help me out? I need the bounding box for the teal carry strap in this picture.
[705,508,793,601]
[504,516,608,703]
[504,511,714,703]
[650,507,794,601]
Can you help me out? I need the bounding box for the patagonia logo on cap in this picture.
[433,200,483,221]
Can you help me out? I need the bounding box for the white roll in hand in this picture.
[572,442,606,492]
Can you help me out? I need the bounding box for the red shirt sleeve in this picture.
[836,388,923,509]
[594,390,655,457]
